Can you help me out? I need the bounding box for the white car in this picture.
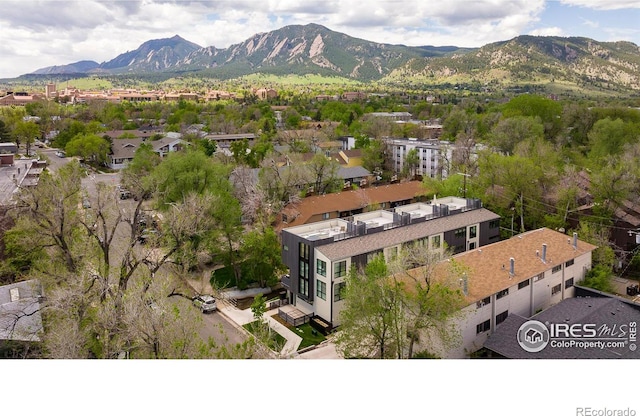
[193,295,217,313]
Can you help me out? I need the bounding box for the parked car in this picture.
[193,295,217,313]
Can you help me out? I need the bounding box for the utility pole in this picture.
[457,171,471,198]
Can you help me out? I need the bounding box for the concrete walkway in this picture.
[216,300,302,358]
[216,300,340,359]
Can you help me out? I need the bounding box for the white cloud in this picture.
[560,0,640,10]
[529,26,566,36]
[0,0,637,78]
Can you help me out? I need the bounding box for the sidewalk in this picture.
[216,300,303,358]
[216,300,341,359]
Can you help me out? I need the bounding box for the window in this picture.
[334,260,347,278]
[316,280,326,300]
[322,212,330,220]
[476,320,491,334]
[454,227,466,238]
[298,242,310,298]
[299,242,310,260]
[496,288,509,299]
[334,282,346,302]
[552,284,561,295]
[316,259,326,276]
[476,296,491,309]
[469,242,476,250]
[565,259,574,267]
[518,280,530,290]
[469,225,477,239]
[489,219,500,229]
[431,235,441,249]
[496,310,509,326]
[552,264,562,274]
[565,278,574,289]
[535,272,544,281]
[298,276,309,298]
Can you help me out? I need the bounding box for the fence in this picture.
[267,298,289,310]
[277,308,313,327]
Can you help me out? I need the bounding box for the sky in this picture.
[0,0,639,79]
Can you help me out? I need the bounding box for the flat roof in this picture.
[317,208,500,261]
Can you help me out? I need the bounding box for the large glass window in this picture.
[334,282,346,302]
[298,242,310,297]
[469,225,477,239]
[334,261,347,278]
[316,259,326,276]
[316,280,326,300]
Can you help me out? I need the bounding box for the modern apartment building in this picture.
[280,196,501,329]
[388,138,484,179]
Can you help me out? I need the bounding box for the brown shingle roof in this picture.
[409,228,597,305]
[317,208,500,261]
[281,181,425,227]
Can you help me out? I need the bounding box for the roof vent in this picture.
[509,257,515,276]
[542,244,547,264]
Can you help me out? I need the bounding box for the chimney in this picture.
[460,274,468,296]
[572,232,578,249]
[509,257,515,276]
[542,243,547,263]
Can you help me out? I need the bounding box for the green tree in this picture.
[335,255,400,358]
[65,133,111,164]
[490,116,544,155]
[240,228,285,288]
[13,120,40,155]
[307,153,342,194]
[587,118,638,162]
[0,119,13,142]
[403,148,420,179]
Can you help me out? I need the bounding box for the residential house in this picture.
[0,280,44,351]
[206,133,256,154]
[0,143,18,154]
[366,112,413,122]
[280,196,501,331]
[278,181,426,229]
[565,170,640,267]
[412,227,597,358]
[483,296,640,358]
[335,149,363,167]
[342,92,367,101]
[255,88,278,100]
[107,136,189,169]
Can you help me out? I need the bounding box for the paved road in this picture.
[198,309,259,357]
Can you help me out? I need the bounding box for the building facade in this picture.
[421,228,598,358]
[280,197,501,329]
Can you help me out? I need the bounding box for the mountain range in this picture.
[27,23,640,92]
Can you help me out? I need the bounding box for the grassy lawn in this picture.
[271,315,326,351]
[243,321,287,352]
